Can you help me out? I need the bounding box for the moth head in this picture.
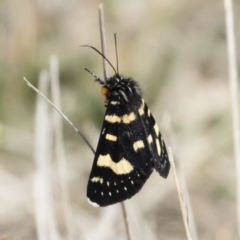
[105,75,142,103]
[82,42,141,104]
[101,75,121,104]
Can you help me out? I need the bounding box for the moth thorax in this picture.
[101,86,110,104]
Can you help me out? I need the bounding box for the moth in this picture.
[84,42,170,207]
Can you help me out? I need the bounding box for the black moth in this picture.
[84,43,170,207]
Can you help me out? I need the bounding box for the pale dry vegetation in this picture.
[0,0,239,239]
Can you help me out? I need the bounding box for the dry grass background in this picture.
[0,0,240,239]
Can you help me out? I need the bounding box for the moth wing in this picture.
[87,101,154,207]
[139,100,170,178]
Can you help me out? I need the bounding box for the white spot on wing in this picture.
[97,154,134,174]
[147,108,151,116]
[105,133,117,141]
[88,198,100,207]
[133,140,145,152]
[154,123,160,136]
[122,112,136,124]
[102,128,105,135]
[138,99,145,115]
[91,177,103,184]
[111,101,120,105]
[147,134,153,144]
[105,114,121,123]
[156,139,161,156]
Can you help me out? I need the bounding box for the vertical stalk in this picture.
[223,0,240,236]
[33,71,60,240]
[168,147,192,240]
[50,56,77,240]
[99,3,109,81]
[98,4,131,240]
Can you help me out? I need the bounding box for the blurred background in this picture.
[0,0,240,239]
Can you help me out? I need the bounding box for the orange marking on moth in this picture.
[101,87,110,104]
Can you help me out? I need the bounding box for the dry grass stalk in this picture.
[223,0,240,236]
[99,3,109,81]
[25,67,131,239]
[168,147,192,240]
[24,77,94,154]
[162,115,198,240]
[33,71,61,240]
[98,4,132,240]
[120,202,131,240]
[50,56,77,240]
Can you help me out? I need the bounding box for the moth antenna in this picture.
[85,68,105,85]
[114,33,119,74]
[81,45,117,76]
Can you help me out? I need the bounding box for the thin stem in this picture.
[114,33,119,74]
[24,77,95,155]
[33,71,60,240]
[223,0,240,236]
[99,3,108,81]
[120,202,131,240]
[98,4,131,240]
[50,56,77,240]
[168,147,192,240]
[162,114,199,240]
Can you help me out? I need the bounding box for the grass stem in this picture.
[168,147,192,240]
[223,0,240,236]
